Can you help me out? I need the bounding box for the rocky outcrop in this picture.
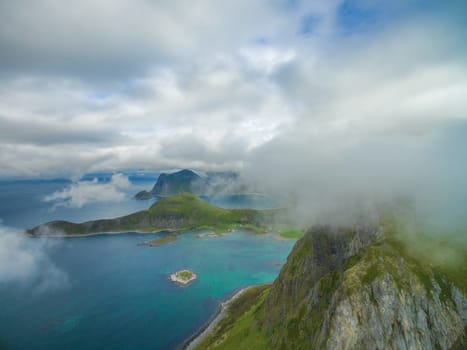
[150,169,203,196]
[324,271,465,350]
[134,190,153,200]
[259,226,466,350]
[135,169,248,199]
[196,225,466,349]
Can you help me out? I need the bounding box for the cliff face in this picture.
[135,169,248,199]
[196,226,466,350]
[261,226,466,350]
[151,169,203,196]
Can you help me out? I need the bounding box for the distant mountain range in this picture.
[134,169,248,199]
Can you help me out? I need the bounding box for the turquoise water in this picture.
[0,179,295,349]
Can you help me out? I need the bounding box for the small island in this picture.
[170,269,197,286]
[143,235,177,247]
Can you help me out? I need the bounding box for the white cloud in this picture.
[44,173,131,208]
[0,225,69,292]
[240,46,296,74]
[0,0,307,79]
[0,0,465,220]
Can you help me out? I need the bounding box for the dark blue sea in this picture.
[0,174,294,349]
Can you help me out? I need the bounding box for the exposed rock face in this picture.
[324,272,465,350]
[134,190,153,200]
[258,226,466,350]
[135,169,248,199]
[151,169,203,196]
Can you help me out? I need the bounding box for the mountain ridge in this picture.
[194,225,466,350]
[28,193,275,236]
[135,169,247,199]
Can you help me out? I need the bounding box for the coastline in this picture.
[27,229,175,238]
[182,285,258,350]
[27,226,264,239]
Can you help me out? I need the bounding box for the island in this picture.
[134,169,248,199]
[170,269,197,286]
[142,235,177,247]
[28,193,282,236]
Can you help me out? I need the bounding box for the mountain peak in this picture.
[150,169,202,196]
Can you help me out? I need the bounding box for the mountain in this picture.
[134,169,248,199]
[150,169,203,196]
[28,193,273,236]
[195,225,466,349]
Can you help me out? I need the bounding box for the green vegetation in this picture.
[146,235,177,246]
[196,285,272,350]
[29,193,277,236]
[176,270,194,281]
[390,232,467,293]
[376,210,467,293]
[196,222,467,349]
[278,227,304,239]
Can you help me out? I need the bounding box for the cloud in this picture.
[240,15,467,229]
[0,0,324,80]
[0,0,466,234]
[0,225,69,292]
[44,173,131,208]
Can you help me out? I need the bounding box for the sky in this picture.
[0,0,464,178]
[1,0,467,228]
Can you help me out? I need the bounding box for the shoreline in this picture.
[27,229,174,238]
[27,226,265,239]
[182,285,258,350]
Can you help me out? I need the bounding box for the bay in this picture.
[0,178,294,349]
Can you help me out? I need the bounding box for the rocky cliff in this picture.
[195,225,466,350]
[135,169,248,199]
[150,169,203,196]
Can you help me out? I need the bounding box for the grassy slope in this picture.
[29,193,274,235]
[196,225,467,350]
[145,235,177,246]
[278,227,304,239]
[195,285,272,350]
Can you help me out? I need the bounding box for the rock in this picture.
[134,169,248,199]
[199,225,466,349]
[134,190,153,200]
[259,226,466,350]
[151,169,203,196]
[170,269,197,286]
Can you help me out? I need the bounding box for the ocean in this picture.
[0,175,294,349]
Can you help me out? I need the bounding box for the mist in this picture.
[44,173,131,208]
[0,225,69,292]
[245,120,467,235]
